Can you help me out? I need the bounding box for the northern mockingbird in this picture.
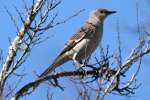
[40,8,116,77]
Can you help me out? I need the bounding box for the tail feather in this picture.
[39,54,69,77]
[39,64,57,77]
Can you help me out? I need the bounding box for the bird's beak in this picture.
[107,11,116,15]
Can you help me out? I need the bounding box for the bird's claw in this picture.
[77,67,88,78]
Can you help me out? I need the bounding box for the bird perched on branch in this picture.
[40,8,116,77]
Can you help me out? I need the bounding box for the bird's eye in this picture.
[100,11,105,13]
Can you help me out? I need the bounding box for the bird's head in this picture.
[90,9,116,21]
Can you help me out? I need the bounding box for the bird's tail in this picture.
[39,54,69,77]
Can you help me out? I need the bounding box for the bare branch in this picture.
[0,0,46,98]
[116,18,122,66]
[13,65,115,100]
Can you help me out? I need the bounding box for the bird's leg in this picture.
[79,55,92,76]
[77,56,91,68]
[72,53,88,77]
[76,59,89,77]
[72,52,81,68]
[84,55,91,66]
[73,60,86,76]
[77,60,86,70]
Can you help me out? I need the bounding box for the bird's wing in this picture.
[59,23,93,56]
[39,27,88,77]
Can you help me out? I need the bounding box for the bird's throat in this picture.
[88,16,102,26]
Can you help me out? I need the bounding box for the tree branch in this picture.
[0,0,46,99]
[13,66,115,100]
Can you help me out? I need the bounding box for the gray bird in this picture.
[40,8,116,77]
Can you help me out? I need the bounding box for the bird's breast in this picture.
[89,29,102,52]
[73,28,102,61]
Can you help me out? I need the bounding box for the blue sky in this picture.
[0,0,150,100]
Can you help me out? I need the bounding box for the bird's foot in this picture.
[77,67,88,78]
